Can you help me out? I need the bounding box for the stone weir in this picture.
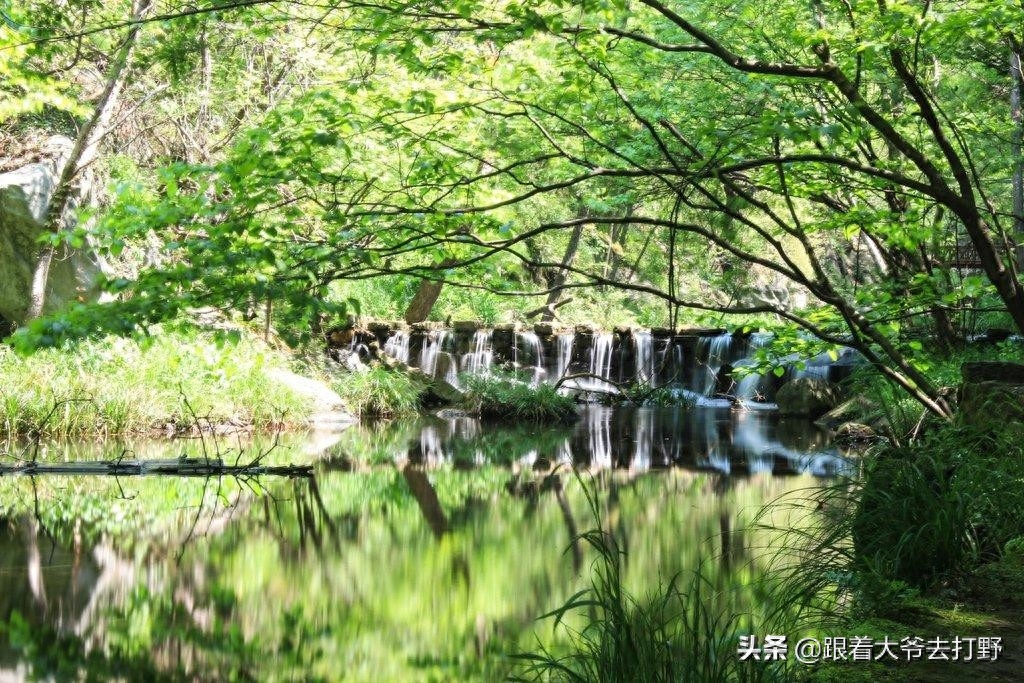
[330,321,859,404]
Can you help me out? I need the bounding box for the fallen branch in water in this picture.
[0,457,313,478]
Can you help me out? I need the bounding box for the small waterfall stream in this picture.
[383,330,410,364]
[461,329,494,375]
[345,323,856,405]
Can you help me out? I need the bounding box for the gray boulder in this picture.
[0,136,107,327]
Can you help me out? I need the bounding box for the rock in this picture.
[533,322,554,337]
[331,348,369,373]
[815,396,878,430]
[453,320,478,333]
[834,422,878,445]
[776,377,842,418]
[435,408,473,419]
[0,136,109,325]
[265,368,357,431]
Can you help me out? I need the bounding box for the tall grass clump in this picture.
[462,373,578,424]
[514,481,788,683]
[331,366,425,418]
[0,329,308,438]
[755,418,1024,626]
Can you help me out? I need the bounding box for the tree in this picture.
[16,0,1024,419]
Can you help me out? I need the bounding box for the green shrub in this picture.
[331,366,425,418]
[461,373,578,424]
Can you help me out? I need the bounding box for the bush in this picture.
[851,449,975,589]
[461,373,578,424]
[331,366,425,418]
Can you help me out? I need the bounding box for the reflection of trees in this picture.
[402,464,449,539]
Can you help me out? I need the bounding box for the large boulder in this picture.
[0,136,107,328]
[775,377,842,418]
[265,368,357,431]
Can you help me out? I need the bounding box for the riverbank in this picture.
[0,326,321,438]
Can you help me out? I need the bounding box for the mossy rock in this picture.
[775,377,842,418]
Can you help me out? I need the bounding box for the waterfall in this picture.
[419,330,445,376]
[633,331,654,385]
[583,332,615,392]
[515,332,546,385]
[461,329,494,375]
[553,333,574,384]
[691,333,736,395]
[655,336,685,388]
[383,330,410,364]
[734,333,773,403]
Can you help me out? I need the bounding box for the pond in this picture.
[0,406,846,680]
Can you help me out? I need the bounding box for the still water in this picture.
[0,407,844,681]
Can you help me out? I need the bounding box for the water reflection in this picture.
[0,407,844,680]
[374,406,848,477]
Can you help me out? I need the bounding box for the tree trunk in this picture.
[25,0,152,322]
[404,279,445,324]
[541,218,586,322]
[1012,46,1024,271]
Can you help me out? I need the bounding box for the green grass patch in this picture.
[0,328,309,438]
[462,373,578,424]
[330,366,426,418]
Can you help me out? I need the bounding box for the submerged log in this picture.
[0,458,313,477]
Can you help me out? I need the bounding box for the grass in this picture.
[330,365,426,418]
[0,327,309,438]
[462,372,578,424]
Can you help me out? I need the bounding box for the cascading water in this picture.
[419,330,458,387]
[515,332,546,385]
[580,333,615,393]
[733,333,774,404]
[461,329,494,376]
[553,333,575,384]
[691,333,736,396]
[383,330,410,364]
[633,331,654,386]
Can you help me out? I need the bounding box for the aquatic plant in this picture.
[513,480,788,683]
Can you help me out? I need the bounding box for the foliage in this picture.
[760,419,1024,630]
[618,381,696,408]
[331,366,426,418]
[462,372,578,424]
[851,449,976,591]
[10,0,1024,422]
[0,326,307,437]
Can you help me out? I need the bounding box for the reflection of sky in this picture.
[405,406,849,476]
